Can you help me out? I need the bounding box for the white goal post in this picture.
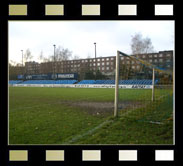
[113,50,166,117]
[114,51,120,117]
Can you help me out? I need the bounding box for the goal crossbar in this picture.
[118,51,172,75]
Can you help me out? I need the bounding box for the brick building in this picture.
[25,50,173,79]
[25,61,40,75]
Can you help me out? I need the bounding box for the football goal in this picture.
[114,50,173,126]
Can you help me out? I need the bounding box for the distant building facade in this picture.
[25,50,173,79]
[25,61,40,75]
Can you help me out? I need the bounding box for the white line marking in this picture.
[63,119,113,144]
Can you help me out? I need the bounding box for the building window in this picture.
[149,59,153,63]
[102,58,105,61]
[111,62,114,65]
[111,57,114,60]
[93,63,96,66]
[159,59,163,62]
[102,67,105,70]
[121,57,124,60]
[149,55,152,58]
[159,54,163,57]
[106,58,109,61]
[97,63,100,66]
[154,54,157,57]
[102,62,105,66]
[106,67,109,70]
[97,59,100,62]
[143,55,146,58]
[106,62,109,65]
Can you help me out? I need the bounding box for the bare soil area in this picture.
[64,101,144,116]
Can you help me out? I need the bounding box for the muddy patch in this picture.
[64,101,144,116]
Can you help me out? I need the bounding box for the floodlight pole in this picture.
[21,50,23,67]
[94,42,97,80]
[114,51,120,117]
[53,44,56,80]
[152,67,155,101]
[21,50,24,75]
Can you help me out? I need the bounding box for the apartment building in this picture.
[25,50,173,77]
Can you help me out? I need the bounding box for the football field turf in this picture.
[9,87,173,144]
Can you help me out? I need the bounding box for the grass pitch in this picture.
[9,87,173,145]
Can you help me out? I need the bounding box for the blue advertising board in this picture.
[17,75,24,79]
[57,73,77,79]
[25,73,78,80]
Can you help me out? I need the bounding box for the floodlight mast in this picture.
[53,44,56,80]
[94,42,97,80]
[21,50,24,75]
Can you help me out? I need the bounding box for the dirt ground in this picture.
[64,101,144,116]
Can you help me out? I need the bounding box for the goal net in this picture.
[114,50,174,126]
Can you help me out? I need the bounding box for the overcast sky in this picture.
[9,21,174,64]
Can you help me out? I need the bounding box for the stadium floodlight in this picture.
[21,50,24,76]
[94,42,97,80]
[53,44,56,80]
[21,50,23,67]
[94,42,96,59]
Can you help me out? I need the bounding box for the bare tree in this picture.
[143,37,154,54]
[72,55,80,60]
[131,33,154,55]
[52,46,72,61]
[38,50,44,63]
[87,53,92,59]
[43,57,50,62]
[9,60,17,66]
[24,49,33,63]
